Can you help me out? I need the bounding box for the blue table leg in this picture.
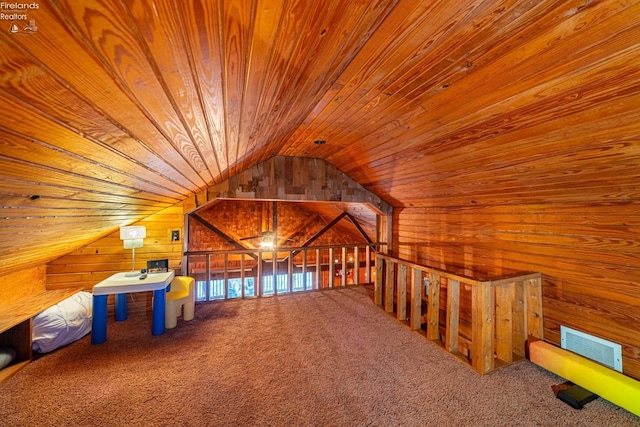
[91,295,108,344]
[152,288,166,336]
[115,293,128,321]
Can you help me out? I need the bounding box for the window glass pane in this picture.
[292,273,303,292]
[263,275,273,295]
[196,280,207,302]
[210,279,225,300]
[277,274,288,294]
[228,278,242,299]
[244,277,255,297]
[291,272,314,292]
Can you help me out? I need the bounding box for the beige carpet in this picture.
[1,285,638,426]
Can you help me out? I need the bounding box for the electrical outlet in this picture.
[171,230,180,242]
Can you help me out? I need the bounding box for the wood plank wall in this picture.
[0,266,46,307]
[394,202,640,380]
[46,205,184,295]
[184,157,392,215]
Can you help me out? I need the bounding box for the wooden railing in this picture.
[375,254,543,375]
[185,243,380,300]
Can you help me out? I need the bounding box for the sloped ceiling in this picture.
[1,1,638,274]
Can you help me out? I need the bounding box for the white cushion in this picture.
[0,346,16,370]
[32,291,93,353]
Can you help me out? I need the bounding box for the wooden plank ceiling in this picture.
[1,0,638,274]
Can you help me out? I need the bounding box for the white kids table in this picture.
[91,271,175,344]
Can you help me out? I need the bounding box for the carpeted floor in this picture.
[1,285,638,426]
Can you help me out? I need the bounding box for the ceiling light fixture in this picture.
[314,139,326,145]
[260,232,274,249]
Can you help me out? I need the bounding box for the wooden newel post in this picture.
[472,281,495,374]
[427,273,440,341]
[385,261,395,313]
[374,255,383,306]
[397,264,408,321]
[410,268,422,330]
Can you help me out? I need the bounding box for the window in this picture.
[196,272,313,301]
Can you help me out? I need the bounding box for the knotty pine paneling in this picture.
[287,1,640,207]
[0,0,637,385]
[0,266,46,307]
[3,0,637,282]
[46,205,185,294]
[395,202,640,380]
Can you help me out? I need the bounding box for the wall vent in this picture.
[560,326,622,372]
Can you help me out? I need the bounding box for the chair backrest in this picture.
[170,276,195,297]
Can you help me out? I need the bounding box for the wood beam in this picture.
[345,213,373,243]
[290,212,349,258]
[190,213,258,259]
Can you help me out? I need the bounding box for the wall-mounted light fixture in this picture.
[120,226,146,276]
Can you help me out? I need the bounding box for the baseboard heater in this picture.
[528,339,640,416]
[561,325,622,372]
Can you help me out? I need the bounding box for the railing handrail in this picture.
[374,253,543,375]
[186,242,383,301]
[375,253,483,285]
[186,242,384,257]
[376,253,540,286]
